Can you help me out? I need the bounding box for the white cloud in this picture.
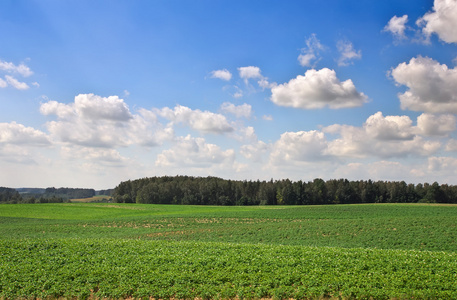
[235,66,275,91]
[364,112,415,140]
[417,0,457,44]
[0,144,38,165]
[220,102,252,118]
[0,78,7,88]
[211,69,232,81]
[269,131,329,165]
[41,94,170,148]
[40,100,76,119]
[257,78,276,89]
[61,146,128,166]
[271,68,368,109]
[74,94,133,121]
[232,126,257,143]
[337,40,362,66]
[240,140,270,162]
[156,135,235,168]
[262,115,273,121]
[129,110,174,147]
[324,112,442,158]
[383,15,409,39]
[334,160,421,182]
[445,139,457,151]
[5,75,29,90]
[0,59,33,77]
[0,122,50,146]
[41,94,133,122]
[45,119,131,148]
[238,66,262,81]
[233,89,243,98]
[428,156,457,174]
[157,105,234,134]
[391,56,457,113]
[298,34,324,67]
[416,113,456,136]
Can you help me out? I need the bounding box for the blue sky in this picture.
[1,0,457,189]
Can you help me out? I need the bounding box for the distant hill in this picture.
[16,188,46,194]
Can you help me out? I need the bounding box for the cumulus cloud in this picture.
[271,68,368,109]
[324,112,441,158]
[445,139,457,151]
[0,122,50,146]
[238,66,262,81]
[40,100,76,119]
[211,69,232,81]
[156,135,235,168]
[220,102,252,118]
[337,40,362,66]
[428,156,457,174]
[364,112,415,140]
[157,105,234,134]
[41,94,170,148]
[417,0,457,44]
[235,66,275,91]
[75,94,133,121]
[391,56,457,113]
[240,140,270,162]
[269,131,329,165]
[262,115,273,121]
[416,113,456,136]
[45,119,131,148]
[297,34,325,67]
[41,94,133,122]
[383,15,409,39]
[0,59,33,77]
[61,146,128,166]
[0,78,7,88]
[129,110,174,147]
[5,75,29,90]
[334,160,421,182]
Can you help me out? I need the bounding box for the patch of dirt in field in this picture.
[93,204,147,210]
[144,228,214,238]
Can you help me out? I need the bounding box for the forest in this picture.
[0,187,96,204]
[112,176,457,205]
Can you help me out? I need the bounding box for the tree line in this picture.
[0,187,96,204]
[112,176,457,205]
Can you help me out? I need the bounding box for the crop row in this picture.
[2,204,457,252]
[1,239,457,299]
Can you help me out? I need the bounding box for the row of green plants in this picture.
[1,239,456,299]
[2,203,457,252]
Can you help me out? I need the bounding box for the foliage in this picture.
[1,203,457,299]
[1,203,457,251]
[1,239,457,299]
[1,187,96,204]
[113,176,457,205]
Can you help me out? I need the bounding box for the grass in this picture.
[1,203,457,299]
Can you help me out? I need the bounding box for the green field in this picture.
[1,203,457,299]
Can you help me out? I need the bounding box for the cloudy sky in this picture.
[1,0,457,189]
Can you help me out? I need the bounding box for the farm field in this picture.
[69,195,112,203]
[1,203,457,299]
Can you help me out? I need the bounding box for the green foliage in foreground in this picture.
[1,203,457,299]
[1,239,457,300]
